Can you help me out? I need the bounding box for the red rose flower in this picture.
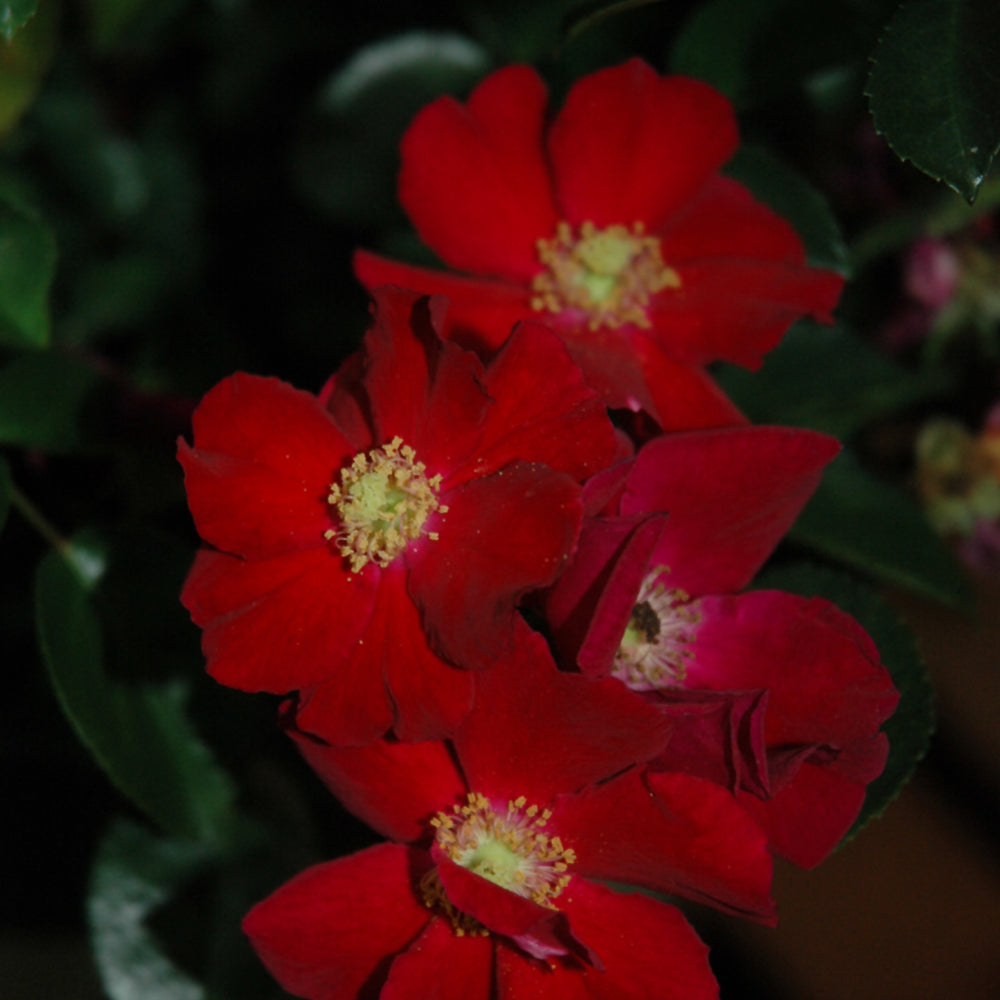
[244,629,775,1000]
[354,59,844,431]
[178,288,617,745]
[544,426,900,867]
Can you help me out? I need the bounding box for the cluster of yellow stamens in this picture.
[422,792,576,934]
[324,436,446,572]
[613,566,700,691]
[531,220,680,331]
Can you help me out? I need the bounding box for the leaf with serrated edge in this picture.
[867,0,1000,202]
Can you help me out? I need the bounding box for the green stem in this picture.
[9,481,68,553]
[850,172,1000,269]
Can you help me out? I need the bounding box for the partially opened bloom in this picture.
[355,58,844,431]
[179,288,617,745]
[544,426,900,867]
[244,630,775,1000]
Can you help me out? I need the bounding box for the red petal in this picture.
[287,724,466,844]
[495,942,589,1000]
[353,250,532,353]
[434,854,573,958]
[179,373,354,559]
[242,843,431,1000]
[181,546,377,692]
[557,879,719,1000]
[689,591,899,748]
[399,66,558,280]
[739,760,872,869]
[460,321,617,483]
[620,426,840,594]
[548,61,738,232]
[454,629,672,807]
[410,464,583,671]
[382,917,494,1000]
[551,768,775,922]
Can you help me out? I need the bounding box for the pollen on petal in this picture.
[531,220,681,331]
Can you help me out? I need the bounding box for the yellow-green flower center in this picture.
[421,792,576,936]
[325,436,446,572]
[531,220,681,331]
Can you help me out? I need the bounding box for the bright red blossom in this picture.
[354,58,845,431]
[544,426,900,867]
[244,630,776,1000]
[178,288,617,745]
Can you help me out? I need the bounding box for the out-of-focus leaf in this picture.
[34,85,149,227]
[35,540,237,843]
[0,454,11,534]
[715,320,951,439]
[0,352,110,451]
[867,0,1000,202]
[755,561,933,838]
[83,0,150,49]
[0,0,55,133]
[294,31,488,227]
[671,0,881,107]
[790,449,971,608]
[0,0,37,40]
[724,144,849,274]
[562,0,665,44]
[88,819,217,1000]
[0,196,56,347]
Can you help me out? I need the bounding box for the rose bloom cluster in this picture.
[179,61,898,999]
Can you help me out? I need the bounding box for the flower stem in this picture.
[9,480,68,553]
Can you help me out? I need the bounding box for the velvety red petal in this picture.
[688,591,899,748]
[555,323,746,430]
[434,854,574,959]
[399,66,558,280]
[287,568,472,744]
[454,628,672,807]
[556,879,719,1000]
[543,511,656,672]
[353,251,532,353]
[454,321,617,483]
[653,688,772,799]
[377,570,475,742]
[495,942,589,1000]
[620,426,840,594]
[548,61,738,232]
[242,844,431,1000]
[286,724,466,844]
[382,917,494,1000]
[181,546,378,693]
[410,464,583,671]
[179,373,354,559]
[551,768,775,922]
[738,760,871,869]
[649,259,846,370]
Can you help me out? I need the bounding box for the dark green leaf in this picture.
[867,0,1000,202]
[0,352,112,452]
[724,145,849,274]
[0,0,37,40]
[35,542,237,843]
[790,449,971,607]
[715,320,952,439]
[0,454,11,534]
[0,196,56,347]
[671,0,881,108]
[0,0,56,133]
[294,32,488,227]
[562,0,665,45]
[755,561,934,837]
[88,819,218,1000]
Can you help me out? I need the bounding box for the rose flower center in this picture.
[531,221,681,331]
[325,436,446,572]
[421,792,576,936]
[613,567,700,691]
